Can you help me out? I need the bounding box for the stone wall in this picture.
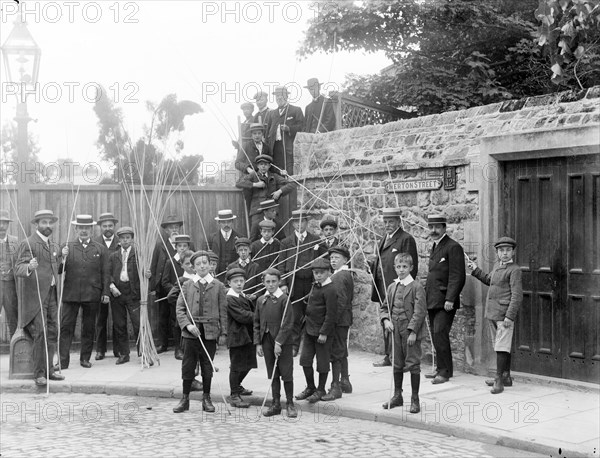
[293,86,600,375]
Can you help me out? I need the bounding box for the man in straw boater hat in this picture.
[303,77,336,134]
[264,85,304,176]
[425,213,466,385]
[58,215,110,369]
[371,208,418,368]
[93,212,121,361]
[280,209,326,356]
[150,214,190,354]
[253,90,270,125]
[206,209,243,282]
[14,210,65,386]
[0,209,19,340]
[236,154,294,233]
[249,199,284,243]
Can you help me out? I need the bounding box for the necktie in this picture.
[313,281,321,288]
[120,249,129,282]
[49,240,56,286]
[432,242,437,253]
[224,233,230,242]
[299,235,304,244]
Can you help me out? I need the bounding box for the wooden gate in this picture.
[502,154,600,383]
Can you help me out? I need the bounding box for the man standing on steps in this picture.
[93,212,121,360]
[371,208,418,367]
[425,214,466,385]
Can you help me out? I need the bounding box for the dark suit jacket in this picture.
[265,104,304,169]
[425,235,466,310]
[109,247,141,300]
[150,237,176,297]
[60,239,109,303]
[304,95,336,133]
[0,234,19,283]
[318,237,340,254]
[371,229,418,303]
[93,235,120,254]
[206,229,243,278]
[279,232,325,286]
[253,108,270,125]
[235,140,272,174]
[249,218,285,242]
[253,292,293,345]
[177,278,227,340]
[15,232,62,327]
[380,279,427,339]
[235,172,294,217]
[226,293,254,348]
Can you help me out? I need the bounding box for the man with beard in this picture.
[15,210,65,386]
[93,212,121,360]
[59,215,110,369]
[425,214,466,384]
[0,209,19,340]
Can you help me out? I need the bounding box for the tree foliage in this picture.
[1,120,43,183]
[93,89,203,185]
[299,0,600,115]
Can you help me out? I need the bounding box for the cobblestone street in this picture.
[1,392,540,457]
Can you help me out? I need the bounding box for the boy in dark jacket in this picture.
[468,237,523,394]
[295,258,338,403]
[226,268,257,408]
[380,253,427,413]
[173,251,227,414]
[250,220,281,273]
[254,268,296,417]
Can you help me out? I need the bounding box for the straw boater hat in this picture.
[31,209,58,224]
[494,237,517,249]
[226,267,247,281]
[97,212,118,224]
[304,78,322,89]
[0,210,13,222]
[116,226,134,237]
[72,214,96,226]
[173,235,191,245]
[215,209,236,221]
[161,215,184,228]
[290,209,310,221]
[427,214,447,225]
[381,208,402,218]
[258,200,279,212]
[249,123,265,132]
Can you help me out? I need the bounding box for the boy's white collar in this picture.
[394,275,414,286]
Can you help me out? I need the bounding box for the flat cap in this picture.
[226,268,247,281]
[254,154,272,165]
[320,218,337,229]
[207,250,219,262]
[234,237,251,247]
[328,246,350,259]
[116,226,134,237]
[311,258,331,270]
[259,220,276,229]
[190,250,210,265]
[173,235,191,245]
[494,237,517,249]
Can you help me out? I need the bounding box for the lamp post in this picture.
[1,20,41,379]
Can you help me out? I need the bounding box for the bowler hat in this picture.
[234,237,251,248]
[161,215,184,228]
[71,214,96,226]
[0,210,13,222]
[215,209,237,221]
[173,235,191,245]
[494,237,517,249]
[31,209,58,224]
[97,212,118,224]
[304,78,322,89]
[258,200,279,212]
[381,208,402,218]
[311,258,331,270]
[320,218,337,229]
[427,214,447,225]
[190,250,210,265]
[116,226,134,237]
[241,102,254,110]
[328,246,350,259]
[249,122,266,132]
[254,154,272,165]
[259,220,276,230]
[226,267,247,281]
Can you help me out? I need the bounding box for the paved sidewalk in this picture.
[1,349,598,457]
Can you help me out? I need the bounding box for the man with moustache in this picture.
[425,214,466,384]
[58,215,110,369]
[253,91,270,125]
[0,210,19,340]
[371,208,418,367]
[206,210,243,283]
[93,212,121,360]
[15,210,65,386]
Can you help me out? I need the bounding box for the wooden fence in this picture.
[0,184,247,346]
